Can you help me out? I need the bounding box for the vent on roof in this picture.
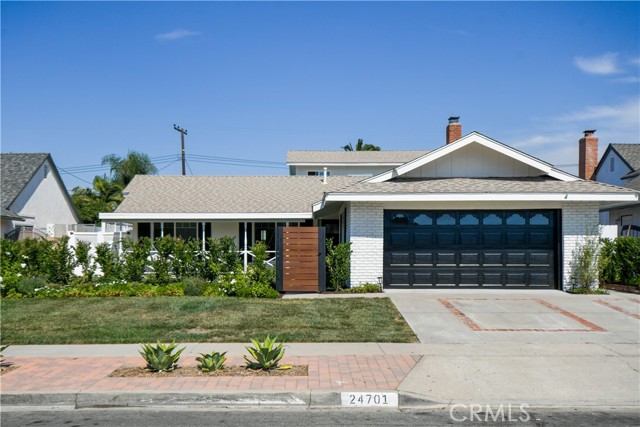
[43,164,49,179]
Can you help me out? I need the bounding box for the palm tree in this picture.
[92,176,124,212]
[342,138,381,152]
[102,151,158,186]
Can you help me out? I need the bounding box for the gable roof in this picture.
[0,152,80,223]
[102,175,362,221]
[1,153,50,210]
[366,132,578,183]
[611,143,640,171]
[287,150,429,165]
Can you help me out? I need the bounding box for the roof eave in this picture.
[322,192,639,203]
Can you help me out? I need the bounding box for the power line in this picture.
[57,167,94,186]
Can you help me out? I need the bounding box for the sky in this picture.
[2,1,639,191]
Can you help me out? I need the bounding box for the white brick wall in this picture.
[347,202,384,287]
[561,202,600,290]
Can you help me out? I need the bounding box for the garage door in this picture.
[383,210,559,289]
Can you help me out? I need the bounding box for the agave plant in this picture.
[196,351,227,372]
[244,335,285,370]
[139,341,185,372]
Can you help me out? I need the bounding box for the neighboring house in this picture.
[287,150,429,177]
[1,153,80,239]
[101,119,639,291]
[593,143,640,234]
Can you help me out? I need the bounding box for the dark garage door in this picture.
[383,210,559,289]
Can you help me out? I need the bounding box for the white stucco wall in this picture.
[9,159,78,231]
[347,201,384,286]
[561,201,601,290]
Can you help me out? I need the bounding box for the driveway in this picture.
[387,289,640,407]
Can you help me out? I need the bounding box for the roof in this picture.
[286,150,429,165]
[1,206,24,221]
[611,143,640,171]
[332,177,638,194]
[108,175,362,217]
[1,153,49,209]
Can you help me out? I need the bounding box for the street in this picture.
[1,408,639,427]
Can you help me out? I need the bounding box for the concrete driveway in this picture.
[387,289,640,407]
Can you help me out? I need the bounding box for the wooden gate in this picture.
[276,227,326,293]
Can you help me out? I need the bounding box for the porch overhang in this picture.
[99,212,313,221]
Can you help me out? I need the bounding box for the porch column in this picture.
[160,222,164,237]
[201,222,206,251]
[243,221,248,271]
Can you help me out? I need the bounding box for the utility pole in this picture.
[173,124,188,176]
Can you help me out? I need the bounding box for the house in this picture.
[287,150,429,177]
[593,142,640,234]
[101,119,639,291]
[1,153,80,239]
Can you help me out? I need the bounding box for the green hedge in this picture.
[0,237,278,299]
[599,237,640,286]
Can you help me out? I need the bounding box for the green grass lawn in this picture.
[0,297,417,344]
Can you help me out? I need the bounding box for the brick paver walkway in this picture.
[1,355,419,393]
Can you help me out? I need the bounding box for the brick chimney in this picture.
[446,116,462,144]
[578,130,598,180]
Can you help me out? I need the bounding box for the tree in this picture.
[70,176,124,225]
[102,150,158,187]
[342,138,381,152]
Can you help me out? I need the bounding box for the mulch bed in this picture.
[601,283,640,294]
[109,365,308,378]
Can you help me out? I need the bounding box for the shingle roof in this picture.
[286,150,429,164]
[612,144,640,171]
[625,175,640,192]
[1,206,24,220]
[1,153,49,209]
[114,175,363,214]
[330,177,639,195]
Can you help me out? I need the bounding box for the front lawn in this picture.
[0,297,417,344]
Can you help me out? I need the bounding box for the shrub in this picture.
[196,351,227,372]
[599,237,640,286]
[139,341,185,372]
[326,239,352,291]
[17,276,48,297]
[338,283,382,293]
[570,228,599,290]
[244,335,285,370]
[182,276,208,296]
[202,236,241,281]
[151,236,176,285]
[122,238,152,282]
[44,236,75,285]
[616,237,640,285]
[172,238,202,280]
[73,240,94,282]
[94,243,121,282]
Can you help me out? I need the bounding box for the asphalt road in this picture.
[1,408,639,427]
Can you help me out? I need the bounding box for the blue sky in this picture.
[2,1,639,190]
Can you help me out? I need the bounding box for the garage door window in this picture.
[460,213,479,225]
[413,213,433,226]
[483,213,502,225]
[436,213,456,225]
[506,213,526,225]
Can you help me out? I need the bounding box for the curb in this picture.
[0,391,441,410]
